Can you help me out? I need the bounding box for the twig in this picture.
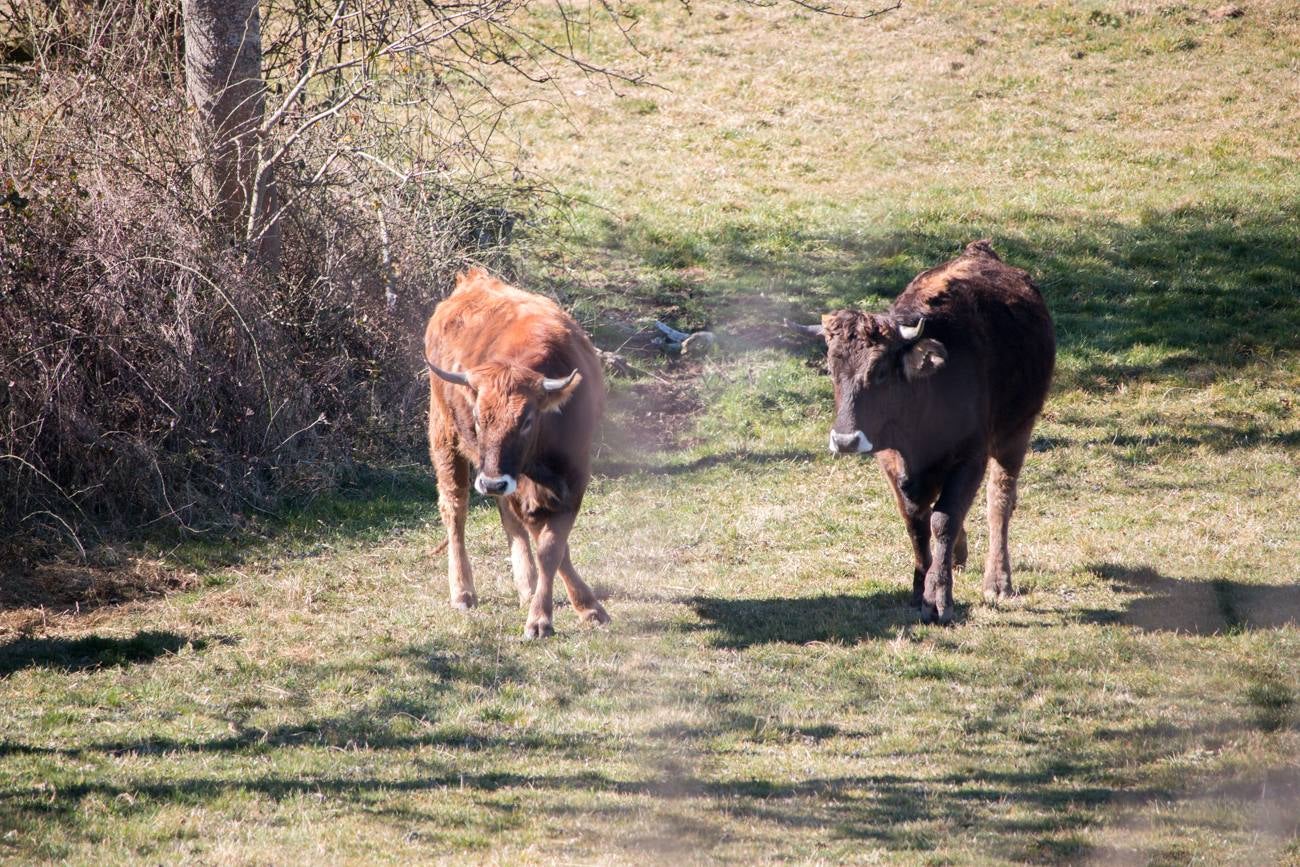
[132,256,275,435]
[21,509,86,561]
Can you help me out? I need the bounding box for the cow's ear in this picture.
[903,338,947,380]
[539,370,582,412]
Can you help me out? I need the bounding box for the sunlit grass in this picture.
[2,0,1298,863]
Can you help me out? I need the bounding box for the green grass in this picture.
[3,0,1300,862]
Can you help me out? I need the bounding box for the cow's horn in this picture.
[542,370,579,392]
[784,318,825,338]
[899,318,925,341]
[427,361,471,386]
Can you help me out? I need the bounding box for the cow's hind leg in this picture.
[953,526,969,571]
[498,500,537,606]
[433,447,475,610]
[923,457,985,625]
[558,545,610,626]
[983,424,1033,605]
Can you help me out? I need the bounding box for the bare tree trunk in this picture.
[181,0,280,268]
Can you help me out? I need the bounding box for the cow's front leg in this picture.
[498,500,537,606]
[523,514,572,639]
[433,448,475,610]
[905,507,932,608]
[922,458,985,625]
[878,454,939,608]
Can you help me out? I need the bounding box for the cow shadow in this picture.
[687,589,951,648]
[1079,563,1300,635]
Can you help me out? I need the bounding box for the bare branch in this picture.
[742,0,901,19]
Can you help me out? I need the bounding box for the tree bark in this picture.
[181,0,280,268]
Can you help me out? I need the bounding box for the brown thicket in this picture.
[0,0,643,547]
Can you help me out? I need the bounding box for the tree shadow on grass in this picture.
[597,447,814,478]
[0,712,607,761]
[0,630,206,677]
[586,201,1300,388]
[0,766,1138,843]
[1,468,446,622]
[1,744,1260,863]
[688,589,947,648]
[2,636,1293,861]
[0,634,547,760]
[1080,562,1300,635]
[1031,421,1300,455]
[0,559,198,618]
[165,467,444,571]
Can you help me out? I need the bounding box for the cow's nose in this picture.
[829,430,871,455]
[474,473,517,496]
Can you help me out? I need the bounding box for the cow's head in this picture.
[427,361,582,495]
[791,311,948,456]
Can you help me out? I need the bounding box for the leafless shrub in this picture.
[0,0,641,544]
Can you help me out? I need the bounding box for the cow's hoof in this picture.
[982,580,1013,607]
[983,587,1014,607]
[920,601,954,625]
[523,620,555,640]
[578,605,611,626]
[451,592,476,611]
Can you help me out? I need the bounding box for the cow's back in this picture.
[425,269,605,430]
[892,241,1055,439]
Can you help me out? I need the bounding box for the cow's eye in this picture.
[866,355,894,384]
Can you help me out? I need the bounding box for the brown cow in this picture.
[424,268,609,638]
[791,241,1055,624]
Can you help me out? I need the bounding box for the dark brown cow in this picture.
[793,241,1055,624]
[424,268,609,638]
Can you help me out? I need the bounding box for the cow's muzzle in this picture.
[829,430,872,455]
[475,473,517,496]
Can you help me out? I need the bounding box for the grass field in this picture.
[3,0,1299,862]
